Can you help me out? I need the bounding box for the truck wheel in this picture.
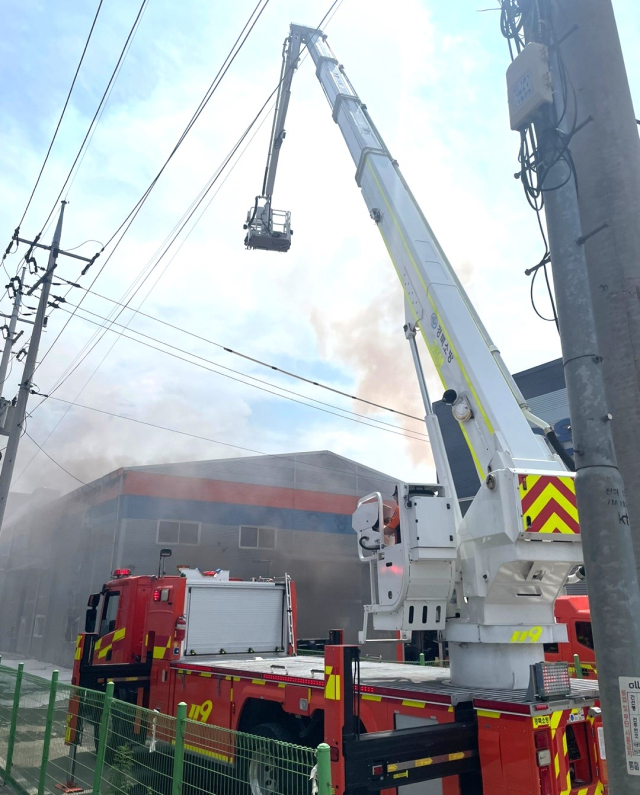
[245,722,296,795]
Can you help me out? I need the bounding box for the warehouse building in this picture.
[0,451,397,667]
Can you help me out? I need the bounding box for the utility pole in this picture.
[0,266,26,389]
[546,0,640,577]
[513,3,640,791]
[0,203,67,531]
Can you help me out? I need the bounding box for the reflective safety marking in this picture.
[251,679,265,686]
[388,750,476,774]
[188,700,213,722]
[519,474,579,535]
[510,626,543,643]
[184,741,229,762]
[402,700,426,709]
[325,674,341,701]
[94,638,102,651]
[477,710,501,720]
[200,672,212,678]
[153,636,172,660]
[98,644,112,659]
[113,627,126,642]
[533,715,551,728]
[362,694,382,702]
[367,166,488,478]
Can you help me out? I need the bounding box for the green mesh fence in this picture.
[0,664,324,795]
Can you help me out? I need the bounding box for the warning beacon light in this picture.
[112,568,131,578]
[527,661,571,701]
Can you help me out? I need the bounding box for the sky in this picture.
[0,0,638,495]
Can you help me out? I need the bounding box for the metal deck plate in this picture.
[174,654,600,709]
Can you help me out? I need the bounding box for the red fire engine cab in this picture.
[72,566,607,795]
[547,597,596,680]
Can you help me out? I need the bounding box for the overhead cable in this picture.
[50,304,430,442]
[61,285,425,423]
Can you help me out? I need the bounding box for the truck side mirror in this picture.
[85,607,97,634]
[87,593,100,609]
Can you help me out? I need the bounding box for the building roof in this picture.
[126,450,398,498]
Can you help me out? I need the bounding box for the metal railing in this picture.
[0,663,331,795]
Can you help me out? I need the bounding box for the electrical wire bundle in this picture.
[499,0,581,330]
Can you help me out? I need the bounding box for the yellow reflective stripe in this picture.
[98,644,112,659]
[402,700,426,709]
[362,694,382,702]
[153,646,166,659]
[325,674,341,701]
[373,209,485,475]
[477,710,501,720]
[251,679,266,685]
[113,627,126,642]
[94,638,102,651]
[365,161,494,438]
[423,297,494,436]
[458,422,484,478]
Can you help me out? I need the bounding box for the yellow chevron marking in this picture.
[526,483,578,525]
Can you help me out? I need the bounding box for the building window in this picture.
[33,615,46,638]
[157,520,201,545]
[239,526,277,550]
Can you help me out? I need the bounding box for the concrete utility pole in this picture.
[0,266,26,389]
[519,2,640,791]
[0,203,66,531]
[547,0,640,577]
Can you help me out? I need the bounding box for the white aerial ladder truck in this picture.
[244,25,583,693]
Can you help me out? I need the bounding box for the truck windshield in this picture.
[575,621,594,650]
[100,591,120,637]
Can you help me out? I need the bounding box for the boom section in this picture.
[298,25,557,478]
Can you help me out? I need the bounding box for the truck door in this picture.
[92,589,121,665]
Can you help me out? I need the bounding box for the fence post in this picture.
[92,681,114,795]
[418,653,425,666]
[172,702,187,795]
[317,743,332,795]
[5,662,24,776]
[573,654,583,679]
[38,670,59,795]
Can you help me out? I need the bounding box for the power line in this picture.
[38,0,152,235]
[34,0,274,376]
[55,300,428,434]
[19,1,106,227]
[20,395,401,495]
[30,0,343,408]
[48,304,430,442]
[19,0,348,479]
[24,430,96,489]
[59,286,425,423]
[15,96,281,486]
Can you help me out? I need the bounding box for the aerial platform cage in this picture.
[244,198,292,252]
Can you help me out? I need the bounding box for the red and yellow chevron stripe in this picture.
[518,474,579,535]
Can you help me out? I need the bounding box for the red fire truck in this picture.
[71,567,607,795]
[548,598,596,680]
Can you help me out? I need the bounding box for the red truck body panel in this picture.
[72,574,606,795]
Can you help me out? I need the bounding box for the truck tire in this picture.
[244,722,298,795]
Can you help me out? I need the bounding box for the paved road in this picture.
[0,651,72,683]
